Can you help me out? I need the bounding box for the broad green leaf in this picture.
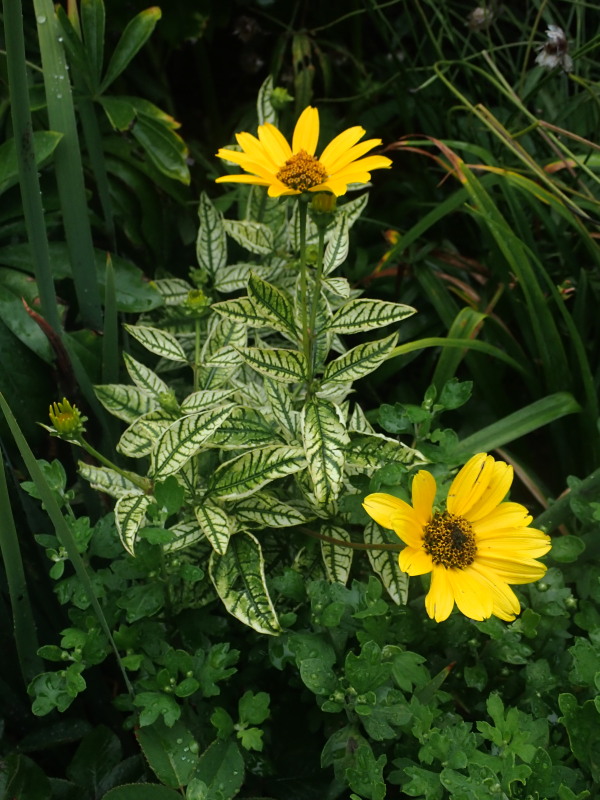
[224,219,273,254]
[338,192,369,230]
[209,532,281,634]
[233,492,308,527]
[115,493,154,555]
[55,5,95,91]
[214,263,272,294]
[163,519,205,552]
[209,446,307,500]
[206,406,279,449]
[94,383,156,423]
[136,718,198,788]
[264,378,299,436]
[302,398,349,506]
[132,115,190,185]
[257,74,277,125]
[349,403,376,434]
[151,278,193,306]
[325,299,416,335]
[195,504,234,555]
[0,282,53,363]
[181,389,236,413]
[290,202,318,250]
[117,408,178,458]
[124,324,187,363]
[248,273,298,337]
[321,332,398,386]
[81,0,105,87]
[238,347,308,383]
[320,524,353,585]
[364,521,408,605]
[103,785,181,800]
[99,7,162,93]
[197,193,227,278]
[323,214,349,275]
[77,462,144,499]
[194,739,245,800]
[123,352,169,396]
[152,404,236,479]
[97,96,136,130]
[0,132,63,194]
[202,346,245,369]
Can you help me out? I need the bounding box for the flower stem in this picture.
[300,526,402,551]
[297,199,312,377]
[194,318,201,391]
[77,437,151,492]
[306,219,326,382]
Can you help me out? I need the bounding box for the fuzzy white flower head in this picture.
[467,6,495,31]
[535,24,573,73]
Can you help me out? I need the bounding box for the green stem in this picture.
[300,526,401,552]
[193,318,201,391]
[297,199,312,376]
[306,219,326,382]
[77,437,151,491]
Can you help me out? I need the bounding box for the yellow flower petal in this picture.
[447,453,494,516]
[411,470,436,526]
[477,534,552,559]
[447,567,494,621]
[472,502,533,535]
[235,131,278,171]
[330,154,393,181]
[215,174,271,186]
[476,554,548,584]
[292,106,319,156]
[466,460,513,521]
[362,493,422,548]
[321,138,383,173]
[425,566,455,622]
[257,122,292,165]
[319,126,366,167]
[471,563,520,620]
[399,546,432,576]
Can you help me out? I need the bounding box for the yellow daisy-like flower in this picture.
[363,453,552,623]
[48,398,87,436]
[215,106,392,198]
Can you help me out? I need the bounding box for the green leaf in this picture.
[66,725,121,796]
[320,524,353,585]
[97,96,137,130]
[151,277,193,306]
[323,214,349,275]
[78,462,144,499]
[81,0,105,87]
[115,493,154,555]
[99,7,162,92]
[194,739,245,800]
[124,324,188,363]
[163,519,205,552]
[257,74,277,125]
[136,718,199,788]
[321,332,399,386]
[117,409,178,458]
[151,404,236,479]
[233,492,307,527]
[131,115,190,184]
[214,262,272,294]
[238,347,308,383]
[133,691,180,727]
[264,378,299,436]
[95,383,157,423]
[347,433,422,469]
[212,295,272,328]
[123,352,169,396]
[364,521,407,605]
[325,298,416,335]
[0,131,63,194]
[2,754,52,800]
[224,219,273,254]
[209,446,306,500]
[197,193,227,278]
[195,503,234,555]
[302,398,349,506]
[209,532,281,634]
[248,273,298,337]
[551,536,585,563]
[206,406,279,450]
[103,785,182,800]
[238,690,270,725]
[181,389,236,413]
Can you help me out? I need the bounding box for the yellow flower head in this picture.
[215,106,392,198]
[363,453,552,623]
[48,398,87,436]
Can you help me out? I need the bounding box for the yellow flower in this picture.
[48,398,87,436]
[363,453,552,623]
[215,106,392,198]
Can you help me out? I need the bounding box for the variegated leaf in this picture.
[181,388,236,413]
[320,524,353,585]
[206,406,279,449]
[264,378,299,436]
[197,192,227,277]
[194,503,234,555]
[322,277,351,298]
[364,520,408,605]
[248,273,298,338]
[257,74,277,125]
[323,214,349,275]
[202,345,245,369]
[348,403,376,434]
[289,201,318,250]
[346,433,425,469]
[94,383,156,423]
[324,298,416,334]
[115,493,154,556]
[202,317,247,359]
[151,278,193,306]
[152,404,236,479]
[117,408,178,458]
[238,347,307,383]
[337,192,369,230]
[214,263,272,294]
[233,492,308,527]
[209,446,307,500]
[301,398,349,506]
[163,518,205,552]
[211,296,268,328]
[209,531,281,635]
[321,332,399,386]
[124,324,188,363]
[77,462,144,499]
[123,352,169,396]
[223,219,273,254]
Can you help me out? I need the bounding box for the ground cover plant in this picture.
[1,1,600,798]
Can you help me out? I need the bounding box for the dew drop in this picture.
[176,738,183,744]
[57,36,64,42]
[36,15,46,23]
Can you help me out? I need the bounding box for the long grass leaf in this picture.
[391,336,527,374]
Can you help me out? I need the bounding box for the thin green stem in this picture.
[194,318,201,391]
[300,526,401,552]
[297,200,312,375]
[306,220,326,382]
[77,437,151,491]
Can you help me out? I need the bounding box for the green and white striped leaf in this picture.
[364,520,408,605]
[347,433,425,469]
[163,519,205,552]
[349,403,376,435]
[238,347,307,383]
[202,346,245,369]
[223,219,273,254]
[209,446,307,500]
[264,378,299,436]
[117,408,178,458]
[152,404,236,479]
[290,202,318,250]
[181,389,236,413]
[301,398,349,506]
[323,214,349,276]
[337,192,369,230]
[115,493,154,556]
[233,492,308,527]
[195,503,234,555]
[151,278,193,306]
[214,263,272,294]
[257,74,277,125]
[95,383,156,423]
[78,462,144,499]
[197,192,227,277]
[211,296,269,329]
[325,299,416,335]
[209,531,281,635]
[206,407,279,449]
[248,273,298,337]
[322,277,351,298]
[321,332,398,386]
[124,324,188,363]
[123,352,169,396]
[320,524,353,585]
[202,317,247,359]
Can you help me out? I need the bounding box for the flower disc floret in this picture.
[423,512,477,568]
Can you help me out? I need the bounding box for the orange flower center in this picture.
[423,512,477,569]
[276,149,328,192]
